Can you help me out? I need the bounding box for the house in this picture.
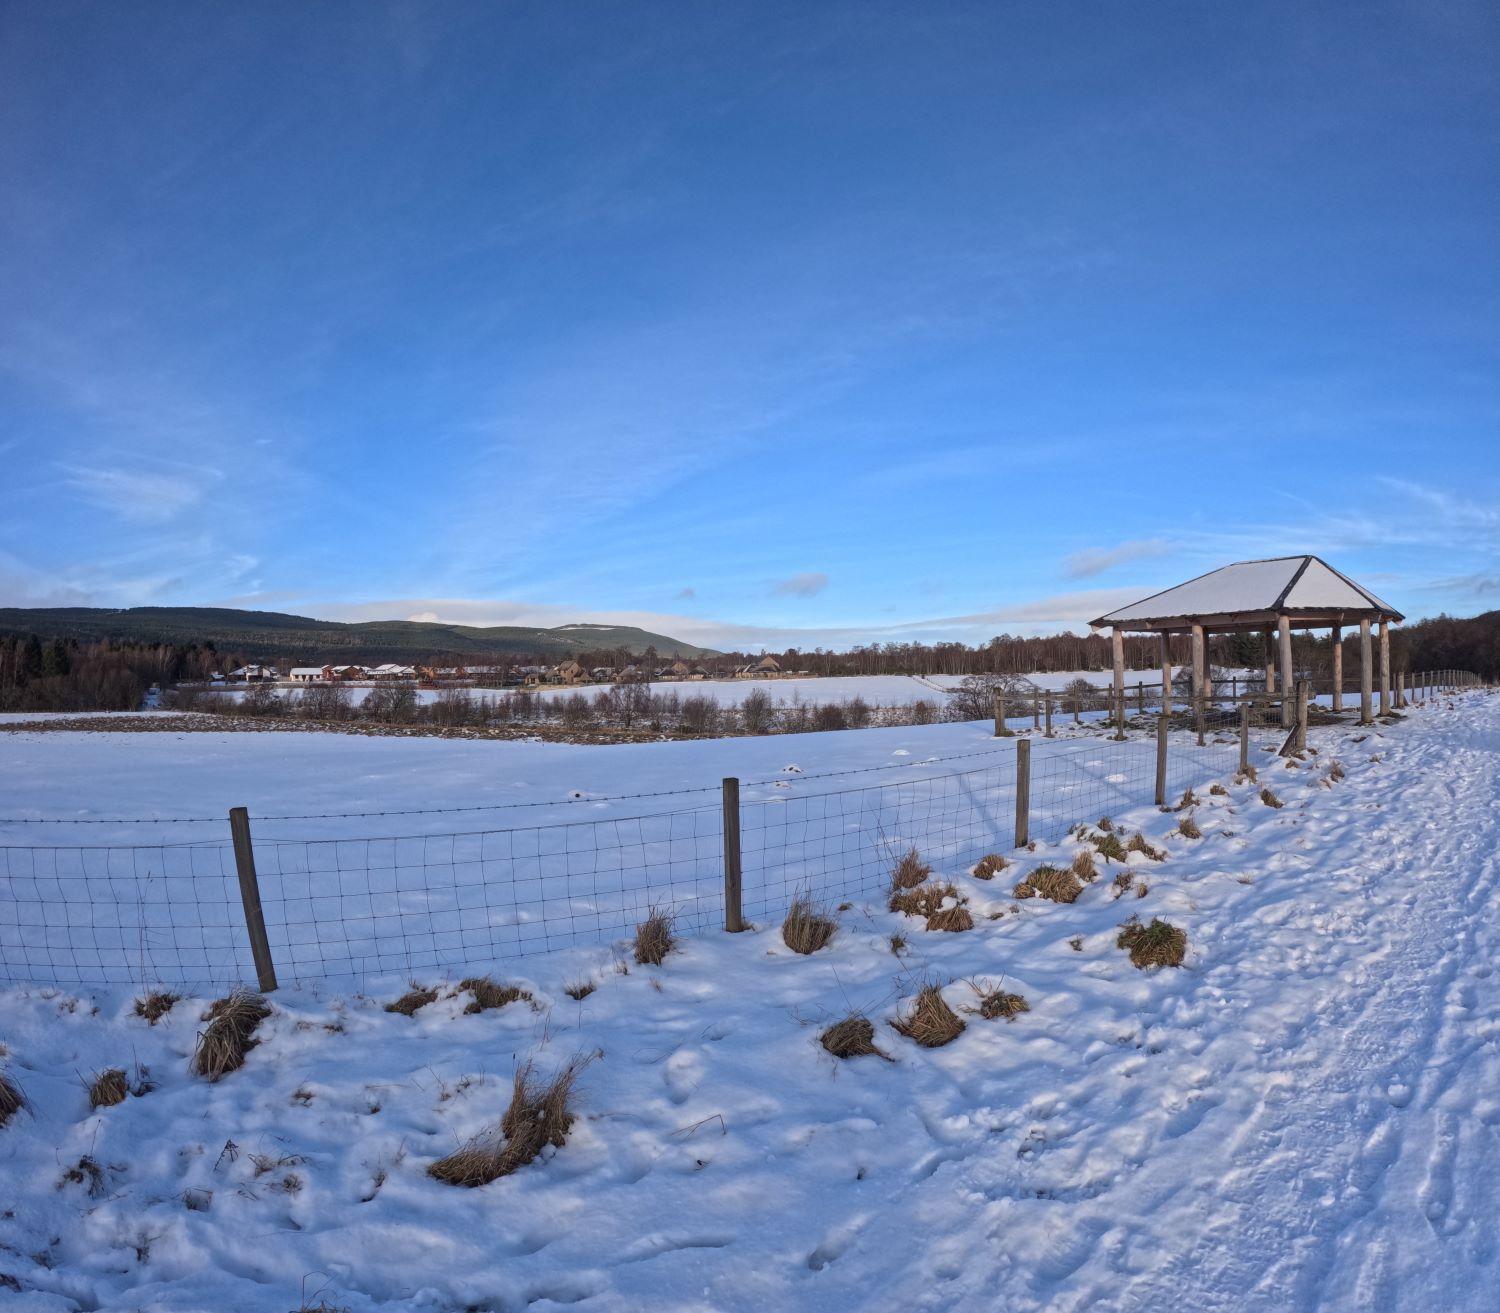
[288,667,324,683]
[735,655,782,678]
[369,663,416,680]
[688,665,710,680]
[327,665,366,681]
[229,664,277,682]
[555,659,587,684]
[590,666,615,681]
[668,659,692,679]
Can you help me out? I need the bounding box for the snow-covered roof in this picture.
[289,667,324,677]
[1092,556,1402,628]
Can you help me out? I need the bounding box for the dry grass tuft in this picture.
[1209,782,1228,796]
[1096,816,1115,833]
[891,983,966,1048]
[1070,849,1098,882]
[459,977,533,1014]
[0,1070,25,1128]
[1014,864,1083,904]
[1117,917,1187,969]
[1176,787,1198,811]
[782,896,838,955]
[428,1056,591,1187]
[1090,830,1129,863]
[1176,814,1202,839]
[89,1068,129,1109]
[1259,787,1284,809]
[563,979,596,1001]
[385,984,438,1016]
[890,847,932,892]
[820,1014,891,1060]
[889,881,962,919]
[192,990,271,1082]
[1235,765,1259,785]
[925,904,974,933]
[1127,834,1166,861]
[133,990,181,1025]
[1328,760,1345,782]
[1111,871,1134,899]
[889,932,908,955]
[971,985,1030,1021]
[971,853,1009,881]
[633,907,676,965]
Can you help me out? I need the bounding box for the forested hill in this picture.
[0,607,716,661]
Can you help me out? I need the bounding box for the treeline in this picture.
[1395,611,1500,681]
[163,683,963,736]
[0,637,252,712]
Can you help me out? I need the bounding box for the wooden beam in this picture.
[1191,624,1206,702]
[1264,627,1276,693]
[1112,626,1126,738]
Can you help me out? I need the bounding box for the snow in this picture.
[1,690,1496,1310]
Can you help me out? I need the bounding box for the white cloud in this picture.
[771,572,829,598]
[1064,539,1174,579]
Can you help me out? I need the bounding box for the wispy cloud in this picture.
[1064,538,1173,579]
[771,572,829,598]
[59,462,220,525]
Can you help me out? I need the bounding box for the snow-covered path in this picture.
[881,692,1500,1311]
[1,692,1496,1311]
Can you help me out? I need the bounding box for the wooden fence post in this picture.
[228,807,278,993]
[1013,739,1030,849]
[1295,678,1309,753]
[1044,692,1053,738]
[722,777,744,932]
[1154,714,1168,808]
[1238,703,1250,775]
[1032,694,1041,730]
[1397,672,1405,709]
[993,690,1012,737]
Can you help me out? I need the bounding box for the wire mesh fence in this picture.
[0,672,1484,990]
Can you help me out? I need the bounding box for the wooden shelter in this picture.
[1090,556,1404,726]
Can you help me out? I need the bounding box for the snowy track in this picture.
[1,693,1496,1311]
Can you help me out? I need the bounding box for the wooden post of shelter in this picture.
[1278,614,1294,729]
[1238,703,1250,775]
[1331,624,1343,713]
[1378,620,1391,716]
[1265,629,1276,693]
[1111,626,1126,740]
[1359,618,1373,725]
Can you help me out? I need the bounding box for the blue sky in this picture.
[2,1,1497,650]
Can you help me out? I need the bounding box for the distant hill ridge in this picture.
[0,606,717,661]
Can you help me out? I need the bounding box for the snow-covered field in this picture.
[2,690,1496,1310]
